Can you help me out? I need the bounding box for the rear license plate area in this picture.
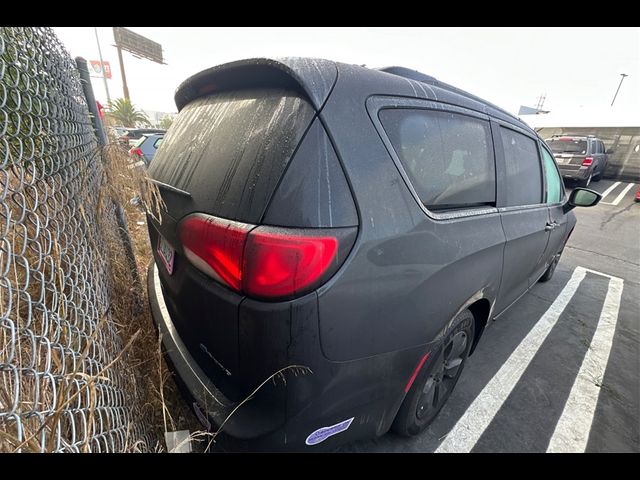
[157,235,175,275]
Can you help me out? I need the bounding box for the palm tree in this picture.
[106,98,151,127]
[159,116,173,129]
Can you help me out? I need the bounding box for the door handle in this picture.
[545,222,556,231]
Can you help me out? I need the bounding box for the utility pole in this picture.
[611,73,628,107]
[115,39,130,101]
[94,27,111,105]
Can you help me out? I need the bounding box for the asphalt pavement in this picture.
[341,179,640,453]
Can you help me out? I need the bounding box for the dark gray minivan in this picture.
[146,58,601,451]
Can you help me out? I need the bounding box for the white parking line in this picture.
[598,181,621,202]
[547,273,623,453]
[435,267,587,453]
[601,183,635,206]
[581,266,619,280]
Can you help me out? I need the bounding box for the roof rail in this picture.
[550,133,587,137]
[377,66,438,85]
[378,65,525,126]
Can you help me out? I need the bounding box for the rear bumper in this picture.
[148,261,434,450]
[147,263,284,442]
[559,167,590,181]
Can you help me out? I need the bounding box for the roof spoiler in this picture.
[377,66,439,85]
[174,57,338,111]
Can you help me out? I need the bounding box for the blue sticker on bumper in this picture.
[305,417,355,446]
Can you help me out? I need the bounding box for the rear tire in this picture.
[539,251,561,283]
[579,173,593,187]
[392,309,475,437]
[593,168,602,182]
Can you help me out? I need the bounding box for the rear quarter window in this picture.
[379,108,496,210]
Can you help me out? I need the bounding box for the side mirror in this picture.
[563,187,602,213]
[606,148,615,154]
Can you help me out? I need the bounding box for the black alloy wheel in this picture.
[392,309,475,436]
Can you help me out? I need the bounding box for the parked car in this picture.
[110,125,128,140]
[119,127,165,146]
[129,133,164,166]
[635,187,640,202]
[145,58,602,451]
[545,134,611,187]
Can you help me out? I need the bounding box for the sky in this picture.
[53,27,640,125]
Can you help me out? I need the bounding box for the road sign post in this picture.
[112,27,165,102]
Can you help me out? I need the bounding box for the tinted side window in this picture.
[599,141,605,154]
[541,147,562,203]
[500,127,542,206]
[379,109,495,209]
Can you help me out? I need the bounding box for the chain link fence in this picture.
[0,27,156,452]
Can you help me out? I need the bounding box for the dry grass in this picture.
[98,144,203,449]
[104,146,315,452]
[1,142,312,453]
[0,143,200,453]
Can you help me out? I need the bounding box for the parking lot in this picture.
[342,179,639,453]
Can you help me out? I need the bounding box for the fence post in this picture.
[75,57,109,145]
[75,56,143,313]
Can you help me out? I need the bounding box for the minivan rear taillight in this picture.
[244,228,338,298]
[178,213,355,300]
[582,157,593,166]
[179,214,253,291]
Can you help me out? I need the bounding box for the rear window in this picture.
[379,109,496,210]
[125,130,142,139]
[547,138,588,155]
[148,88,315,223]
[133,135,148,148]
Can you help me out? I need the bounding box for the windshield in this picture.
[546,138,588,155]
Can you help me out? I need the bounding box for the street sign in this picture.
[113,27,164,64]
[89,60,112,79]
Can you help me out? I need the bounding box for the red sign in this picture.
[89,60,112,79]
[96,101,104,120]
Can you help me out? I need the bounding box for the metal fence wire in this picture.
[0,27,154,452]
